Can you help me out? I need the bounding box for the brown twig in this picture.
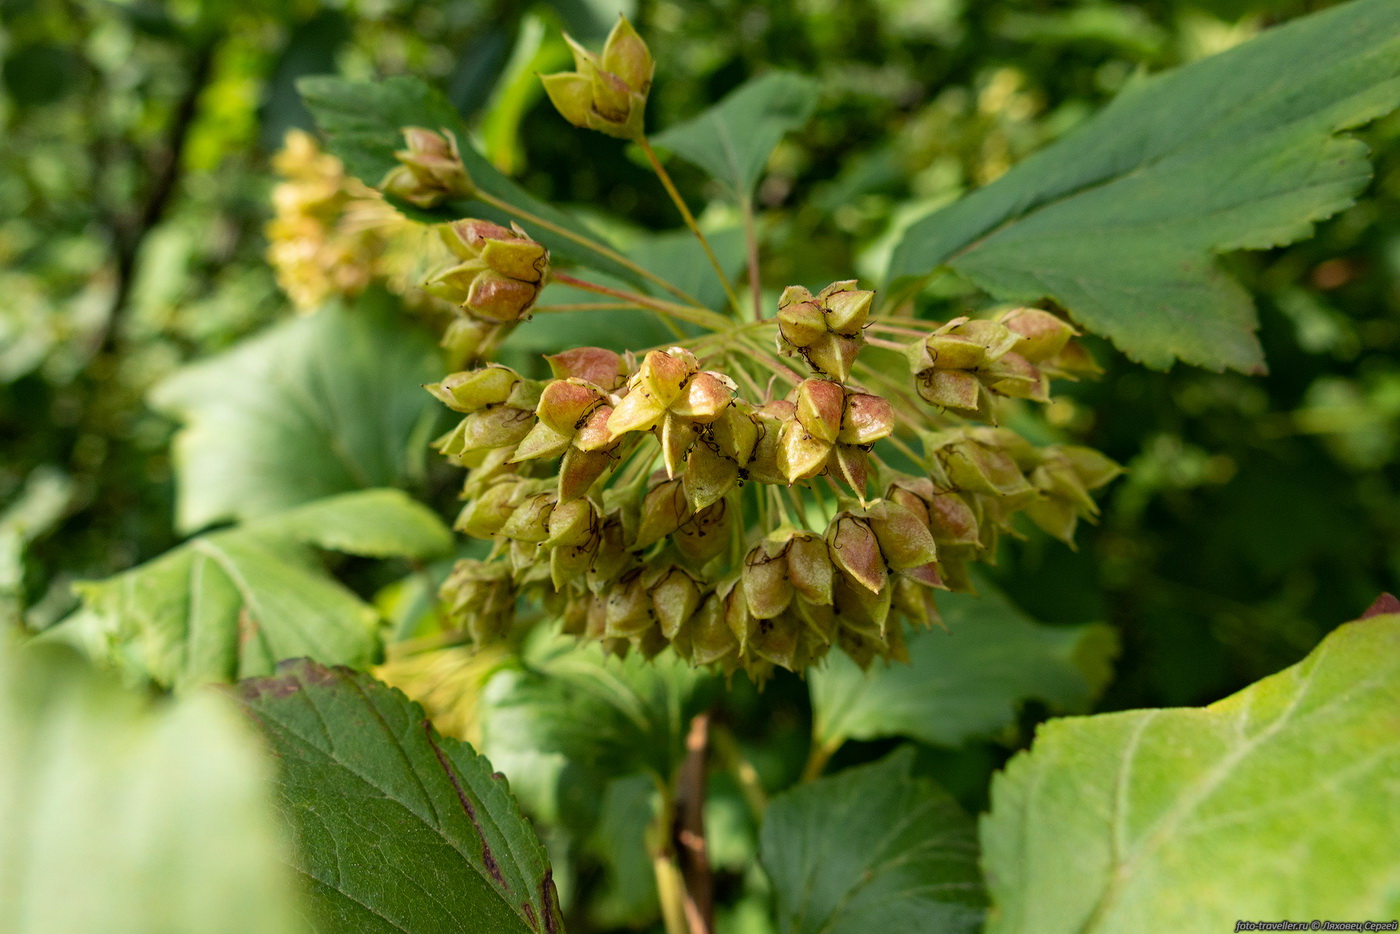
[674,712,713,934]
[99,37,218,356]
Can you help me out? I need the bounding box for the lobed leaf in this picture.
[981,611,1400,933]
[67,489,451,691]
[237,659,565,934]
[150,293,442,533]
[760,749,986,934]
[887,0,1400,372]
[810,581,1118,751]
[650,72,820,199]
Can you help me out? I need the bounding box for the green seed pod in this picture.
[379,127,474,208]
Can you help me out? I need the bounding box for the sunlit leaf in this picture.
[888,0,1400,372]
[981,612,1400,933]
[810,582,1118,751]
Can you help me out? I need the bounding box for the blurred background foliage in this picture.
[3,0,1398,914]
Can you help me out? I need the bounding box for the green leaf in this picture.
[981,611,1400,933]
[69,489,451,691]
[583,775,661,929]
[298,74,644,287]
[482,634,715,782]
[479,633,715,823]
[650,72,820,199]
[237,659,565,934]
[0,639,305,934]
[810,582,1118,751]
[887,0,1400,372]
[150,292,442,533]
[630,225,748,311]
[760,749,986,934]
[254,488,453,558]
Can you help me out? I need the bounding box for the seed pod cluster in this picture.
[429,287,1117,679]
[421,219,551,368]
[906,307,1098,419]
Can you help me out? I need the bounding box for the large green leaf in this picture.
[237,659,565,934]
[981,612,1400,934]
[150,292,442,532]
[299,75,643,286]
[887,0,1400,373]
[480,634,716,790]
[810,583,1118,753]
[68,489,451,691]
[0,639,305,934]
[650,72,820,199]
[760,749,986,934]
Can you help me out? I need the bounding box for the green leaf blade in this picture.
[150,294,442,533]
[981,612,1400,933]
[650,72,819,198]
[760,749,986,934]
[0,640,306,934]
[810,582,1118,750]
[887,0,1400,372]
[237,659,565,934]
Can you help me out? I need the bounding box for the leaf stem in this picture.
[531,301,636,312]
[551,272,732,331]
[474,188,709,311]
[639,136,745,319]
[800,735,843,782]
[741,194,763,321]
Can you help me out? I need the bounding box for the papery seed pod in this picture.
[546,346,627,390]
[925,430,1034,499]
[684,402,760,510]
[426,365,521,413]
[500,491,557,543]
[456,476,532,538]
[675,498,730,566]
[817,280,873,337]
[838,392,893,446]
[794,379,844,444]
[686,592,739,665]
[513,378,606,461]
[826,512,888,595]
[907,316,1024,413]
[540,15,654,140]
[832,572,893,641]
[605,570,654,638]
[1021,445,1122,544]
[775,281,873,382]
[776,286,825,348]
[742,541,795,620]
[609,349,732,478]
[429,220,549,323]
[380,127,474,208]
[650,566,703,640]
[440,559,516,644]
[748,613,802,671]
[435,405,536,460]
[864,500,939,571]
[747,400,794,485]
[587,514,633,590]
[635,477,691,549]
[997,307,1077,363]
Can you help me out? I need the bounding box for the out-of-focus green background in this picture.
[3,0,1397,723]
